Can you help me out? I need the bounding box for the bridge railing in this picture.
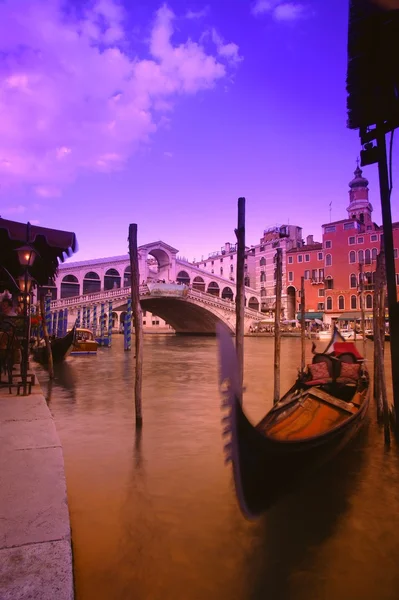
[187,288,263,318]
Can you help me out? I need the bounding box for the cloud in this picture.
[2,204,26,215]
[251,0,307,21]
[0,1,239,191]
[186,7,209,19]
[211,29,243,65]
[163,151,173,158]
[30,219,40,225]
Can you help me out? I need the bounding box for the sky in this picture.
[1,0,398,262]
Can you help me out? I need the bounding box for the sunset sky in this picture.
[1,0,397,261]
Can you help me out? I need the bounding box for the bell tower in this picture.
[346,160,373,225]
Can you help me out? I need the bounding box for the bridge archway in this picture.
[248,296,259,311]
[61,274,79,298]
[177,270,190,285]
[287,286,296,320]
[192,276,205,292]
[207,281,220,297]
[124,266,131,287]
[105,268,121,290]
[221,286,233,301]
[83,271,101,294]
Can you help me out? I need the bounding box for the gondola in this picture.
[217,324,370,519]
[32,326,76,364]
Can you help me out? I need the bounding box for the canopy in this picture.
[0,218,78,290]
[296,312,324,321]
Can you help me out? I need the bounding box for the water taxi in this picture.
[70,328,99,355]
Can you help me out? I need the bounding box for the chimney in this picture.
[225,242,230,252]
[306,235,314,245]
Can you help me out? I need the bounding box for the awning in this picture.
[336,312,363,320]
[296,312,324,321]
[0,218,78,290]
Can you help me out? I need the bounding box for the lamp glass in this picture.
[16,245,37,267]
[18,274,33,293]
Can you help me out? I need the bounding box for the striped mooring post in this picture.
[107,301,113,347]
[86,307,91,331]
[82,305,87,329]
[100,303,105,345]
[63,308,68,336]
[52,312,58,337]
[124,297,132,351]
[45,295,52,336]
[76,307,81,328]
[92,304,97,336]
[57,310,64,338]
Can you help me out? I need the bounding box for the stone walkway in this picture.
[0,378,74,600]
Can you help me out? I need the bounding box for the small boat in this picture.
[70,328,99,355]
[317,330,331,340]
[32,326,76,364]
[217,325,370,518]
[366,333,390,342]
[340,330,364,341]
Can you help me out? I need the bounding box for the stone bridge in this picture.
[50,284,263,334]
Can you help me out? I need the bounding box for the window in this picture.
[211,260,214,266]
[326,296,332,310]
[357,236,364,244]
[312,269,318,280]
[304,270,310,280]
[260,257,266,266]
[230,255,233,260]
[211,269,214,274]
[325,254,332,266]
[230,264,234,273]
[366,294,373,309]
[260,272,266,282]
[371,234,378,242]
[318,252,323,260]
[317,303,324,310]
[351,295,357,309]
[338,295,345,310]
[152,320,160,326]
[288,272,293,282]
[365,249,371,264]
[349,250,356,263]
[325,241,332,249]
[244,264,248,271]
[220,267,223,275]
[358,250,364,263]
[349,236,356,245]
[344,222,355,230]
[319,268,324,280]
[325,277,333,289]
[220,257,223,263]
[260,245,265,252]
[288,256,293,264]
[305,254,310,262]
[325,226,336,233]
[297,255,303,263]
[350,273,357,288]
[372,248,377,261]
[318,289,325,297]
[261,288,266,297]
[143,320,146,325]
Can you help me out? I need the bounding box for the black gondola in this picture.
[217,325,370,519]
[32,326,76,364]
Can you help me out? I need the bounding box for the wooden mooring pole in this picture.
[273,248,282,405]
[373,250,390,445]
[300,276,306,373]
[128,224,143,427]
[235,197,245,398]
[40,296,54,379]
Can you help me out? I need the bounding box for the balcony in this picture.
[310,278,324,285]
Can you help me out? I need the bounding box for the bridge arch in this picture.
[61,274,80,298]
[83,271,101,294]
[207,281,220,296]
[248,296,259,311]
[221,286,233,301]
[177,270,190,285]
[105,268,121,290]
[192,276,205,292]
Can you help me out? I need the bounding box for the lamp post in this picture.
[15,244,37,395]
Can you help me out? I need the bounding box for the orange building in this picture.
[285,164,399,325]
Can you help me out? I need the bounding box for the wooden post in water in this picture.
[273,248,282,405]
[128,224,143,427]
[300,276,306,373]
[40,296,54,379]
[235,197,245,398]
[373,250,390,444]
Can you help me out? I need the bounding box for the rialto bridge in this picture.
[47,241,263,334]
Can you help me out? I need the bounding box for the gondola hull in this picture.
[32,326,76,364]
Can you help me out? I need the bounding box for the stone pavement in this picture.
[0,378,74,600]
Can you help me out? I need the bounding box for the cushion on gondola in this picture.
[308,361,330,381]
[337,362,360,381]
[305,378,333,386]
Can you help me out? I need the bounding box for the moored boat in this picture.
[71,328,99,355]
[366,333,390,342]
[217,325,370,518]
[32,326,76,364]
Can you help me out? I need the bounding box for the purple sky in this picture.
[1,0,398,261]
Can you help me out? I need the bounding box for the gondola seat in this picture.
[305,357,333,386]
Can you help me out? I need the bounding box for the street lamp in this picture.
[15,244,37,394]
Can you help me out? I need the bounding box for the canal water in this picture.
[36,335,399,600]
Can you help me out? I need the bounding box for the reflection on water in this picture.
[35,335,399,600]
